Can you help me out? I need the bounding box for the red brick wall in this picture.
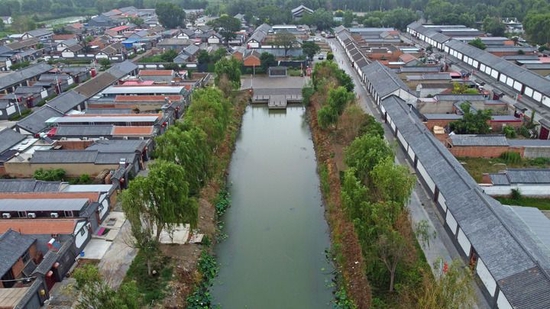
[489,121,522,132]
[425,119,454,131]
[450,146,522,158]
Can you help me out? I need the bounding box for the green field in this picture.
[496,197,550,210]
[42,16,85,27]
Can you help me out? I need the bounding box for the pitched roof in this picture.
[0,129,26,154]
[448,134,509,146]
[0,63,53,90]
[0,219,79,235]
[490,169,550,185]
[0,229,36,276]
[0,179,62,192]
[16,105,63,134]
[86,139,146,152]
[46,91,87,113]
[381,95,550,308]
[54,125,114,137]
[361,61,411,98]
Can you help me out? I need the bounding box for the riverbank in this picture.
[307,98,372,308]
[159,90,250,308]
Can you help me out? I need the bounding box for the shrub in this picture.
[500,151,521,164]
[502,126,517,138]
[510,188,522,200]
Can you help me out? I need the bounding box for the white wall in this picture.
[497,290,513,309]
[476,258,497,297]
[481,184,550,197]
[446,210,458,234]
[417,161,435,194]
[457,228,471,256]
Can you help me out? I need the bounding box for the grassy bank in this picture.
[496,196,550,209]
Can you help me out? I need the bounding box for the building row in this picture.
[336,26,550,309]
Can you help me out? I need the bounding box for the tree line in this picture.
[307,58,476,307]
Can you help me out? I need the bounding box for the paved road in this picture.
[327,38,490,309]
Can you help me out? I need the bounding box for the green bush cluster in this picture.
[186,251,219,309]
[500,151,521,164]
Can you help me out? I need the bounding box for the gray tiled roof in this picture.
[16,106,63,134]
[0,129,26,154]
[46,91,87,113]
[361,61,411,98]
[54,125,114,137]
[0,198,88,212]
[0,229,36,277]
[0,63,53,91]
[381,94,550,307]
[490,169,550,185]
[86,139,146,152]
[449,134,509,146]
[445,39,550,98]
[0,179,62,192]
[31,150,98,163]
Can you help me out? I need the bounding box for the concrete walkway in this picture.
[327,39,490,309]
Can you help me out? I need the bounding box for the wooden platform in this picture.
[268,95,287,109]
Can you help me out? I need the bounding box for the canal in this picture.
[211,106,334,308]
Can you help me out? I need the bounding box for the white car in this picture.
[314,37,322,42]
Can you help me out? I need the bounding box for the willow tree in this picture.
[154,124,210,196]
[214,57,241,90]
[121,160,198,269]
[185,87,231,149]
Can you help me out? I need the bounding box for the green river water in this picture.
[211,106,334,308]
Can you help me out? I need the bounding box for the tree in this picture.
[450,102,492,134]
[343,10,354,27]
[127,16,145,27]
[523,12,550,45]
[260,52,276,72]
[185,87,231,148]
[197,50,210,65]
[337,103,367,144]
[160,49,178,62]
[73,264,141,309]
[317,86,354,130]
[416,259,476,309]
[483,16,506,37]
[121,160,198,244]
[209,15,241,46]
[451,82,479,94]
[370,157,415,208]
[273,31,297,58]
[0,19,4,31]
[345,133,393,182]
[302,41,320,60]
[377,228,409,292]
[214,57,241,90]
[154,125,210,196]
[98,58,111,70]
[468,38,486,50]
[155,2,185,29]
[301,9,334,31]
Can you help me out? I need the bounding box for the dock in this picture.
[252,91,303,110]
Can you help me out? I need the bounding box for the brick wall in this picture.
[425,119,454,131]
[450,146,523,158]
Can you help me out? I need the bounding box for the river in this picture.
[211,106,334,308]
